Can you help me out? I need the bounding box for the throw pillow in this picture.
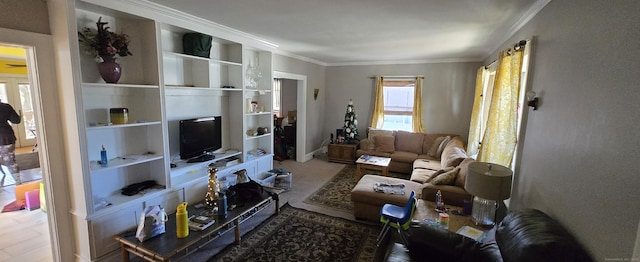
[374,135,395,153]
[441,146,468,169]
[395,130,424,154]
[455,158,476,187]
[367,128,394,150]
[435,136,452,158]
[425,166,454,183]
[430,167,460,185]
[427,136,446,157]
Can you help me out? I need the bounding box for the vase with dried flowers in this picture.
[78,17,132,83]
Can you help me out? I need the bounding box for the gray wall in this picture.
[280,78,298,118]
[325,63,479,142]
[272,54,327,154]
[487,0,640,260]
[0,0,50,34]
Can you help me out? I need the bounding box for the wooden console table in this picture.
[114,191,279,261]
[327,142,359,164]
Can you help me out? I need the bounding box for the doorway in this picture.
[273,71,307,162]
[0,43,51,260]
[0,76,37,149]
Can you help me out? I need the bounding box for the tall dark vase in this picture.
[98,56,122,83]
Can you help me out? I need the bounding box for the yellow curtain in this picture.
[467,67,487,157]
[477,48,524,167]
[370,76,385,128]
[412,77,426,133]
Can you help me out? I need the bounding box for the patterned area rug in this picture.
[208,204,380,262]
[303,165,407,213]
[303,165,359,212]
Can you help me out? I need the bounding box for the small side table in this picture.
[327,142,359,164]
[355,155,391,180]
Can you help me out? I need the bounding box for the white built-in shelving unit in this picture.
[70,0,275,260]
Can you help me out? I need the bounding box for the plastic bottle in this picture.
[217,191,227,218]
[435,190,445,213]
[100,145,108,167]
[176,202,189,238]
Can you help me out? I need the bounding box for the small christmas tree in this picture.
[342,99,359,143]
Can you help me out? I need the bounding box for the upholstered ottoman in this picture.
[351,174,423,222]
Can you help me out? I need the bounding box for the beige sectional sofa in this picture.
[351,130,475,221]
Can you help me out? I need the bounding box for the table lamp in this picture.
[464,162,513,226]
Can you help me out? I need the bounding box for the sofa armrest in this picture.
[359,138,373,151]
[405,222,487,262]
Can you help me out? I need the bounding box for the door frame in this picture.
[273,71,308,162]
[0,27,74,261]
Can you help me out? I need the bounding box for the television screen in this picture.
[179,116,222,160]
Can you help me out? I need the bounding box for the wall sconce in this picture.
[526,91,539,110]
[314,88,319,100]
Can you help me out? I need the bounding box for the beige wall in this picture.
[272,54,326,155]
[325,62,479,141]
[0,0,50,34]
[486,0,640,260]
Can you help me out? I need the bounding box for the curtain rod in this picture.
[369,75,424,79]
[485,39,529,68]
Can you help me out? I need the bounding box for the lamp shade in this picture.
[464,162,513,200]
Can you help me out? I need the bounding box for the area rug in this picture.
[303,165,359,212]
[208,203,380,262]
[2,200,25,212]
[303,165,408,213]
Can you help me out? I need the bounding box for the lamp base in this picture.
[471,196,497,227]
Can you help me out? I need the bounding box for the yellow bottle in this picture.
[176,202,189,238]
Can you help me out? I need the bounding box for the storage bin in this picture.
[269,168,292,191]
[256,172,276,187]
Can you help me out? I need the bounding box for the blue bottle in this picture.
[100,145,108,167]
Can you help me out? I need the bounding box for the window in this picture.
[273,78,282,117]
[381,80,415,131]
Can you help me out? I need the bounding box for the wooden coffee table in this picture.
[355,155,391,180]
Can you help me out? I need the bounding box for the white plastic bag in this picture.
[135,205,167,242]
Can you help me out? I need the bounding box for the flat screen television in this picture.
[179,116,222,161]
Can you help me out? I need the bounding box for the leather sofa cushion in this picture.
[496,209,593,262]
[405,222,486,262]
[395,130,424,154]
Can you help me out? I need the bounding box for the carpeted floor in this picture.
[208,203,381,262]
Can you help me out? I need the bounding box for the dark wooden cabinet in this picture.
[327,143,359,164]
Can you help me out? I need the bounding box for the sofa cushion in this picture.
[410,167,452,184]
[430,167,460,185]
[375,135,396,153]
[422,184,471,207]
[496,209,593,262]
[366,128,395,150]
[395,130,425,154]
[455,158,475,187]
[441,146,467,169]
[413,159,441,171]
[390,151,419,164]
[426,136,448,158]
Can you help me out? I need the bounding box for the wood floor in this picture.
[0,147,52,262]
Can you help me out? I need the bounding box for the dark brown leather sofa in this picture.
[384,208,593,262]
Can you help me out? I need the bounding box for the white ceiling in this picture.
[147,0,549,65]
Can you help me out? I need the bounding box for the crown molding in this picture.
[79,0,279,50]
